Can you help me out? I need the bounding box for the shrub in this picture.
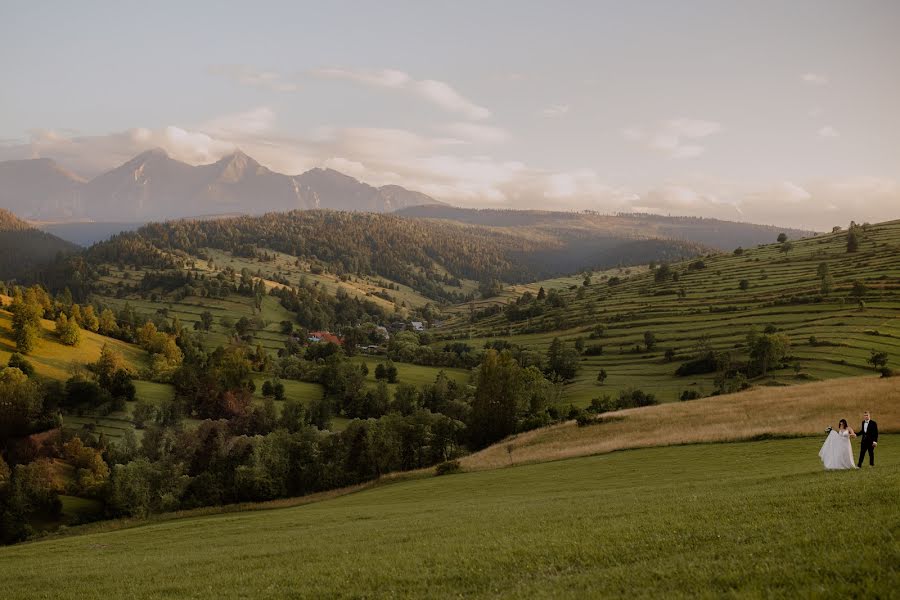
[435,460,462,476]
[680,390,702,401]
[576,412,597,427]
[7,353,34,377]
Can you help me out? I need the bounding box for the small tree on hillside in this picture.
[777,233,788,243]
[868,350,889,371]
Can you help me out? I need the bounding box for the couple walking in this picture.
[818,411,879,470]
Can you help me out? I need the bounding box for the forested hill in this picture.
[0,209,79,281]
[395,206,817,251]
[86,210,709,302]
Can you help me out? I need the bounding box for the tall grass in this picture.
[463,375,900,470]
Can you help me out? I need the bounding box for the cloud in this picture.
[312,67,490,120]
[818,125,840,138]
[802,73,829,85]
[310,67,410,88]
[202,106,277,136]
[3,110,897,231]
[541,104,570,118]
[210,65,299,92]
[626,118,722,159]
[438,122,509,144]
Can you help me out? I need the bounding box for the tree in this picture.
[780,241,794,254]
[7,353,34,377]
[98,308,117,335]
[55,313,81,346]
[470,350,524,448]
[80,305,100,332]
[739,279,750,291]
[847,227,860,252]
[198,311,214,332]
[654,263,672,283]
[664,348,676,362]
[11,294,42,354]
[868,350,889,371]
[596,369,608,384]
[643,332,657,351]
[851,280,867,298]
[278,399,305,433]
[777,233,788,243]
[546,337,579,381]
[261,380,274,397]
[747,331,791,377]
[374,363,387,380]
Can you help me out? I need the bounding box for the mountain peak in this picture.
[135,147,170,161]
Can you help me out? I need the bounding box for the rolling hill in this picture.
[397,205,817,251]
[0,210,79,281]
[2,382,897,597]
[0,150,444,222]
[433,219,900,405]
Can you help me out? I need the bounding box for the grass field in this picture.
[436,220,900,407]
[2,435,897,599]
[465,374,900,470]
[0,309,148,380]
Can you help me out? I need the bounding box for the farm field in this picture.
[435,220,900,406]
[2,434,897,599]
[352,354,470,390]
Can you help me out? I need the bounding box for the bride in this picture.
[819,419,857,470]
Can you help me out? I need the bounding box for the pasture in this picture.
[437,220,900,406]
[2,435,897,598]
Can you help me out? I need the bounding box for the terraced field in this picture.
[435,221,900,406]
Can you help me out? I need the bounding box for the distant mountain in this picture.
[0,158,85,219]
[396,206,818,251]
[0,150,444,222]
[0,209,79,281]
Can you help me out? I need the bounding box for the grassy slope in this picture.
[465,374,900,470]
[437,220,900,406]
[1,436,897,599]
[0,308,148,381]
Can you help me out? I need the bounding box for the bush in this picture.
[435,460,462,476]
[680,390,702,401]
[588,395,618,414]
[7,353,34,377]
[880,367,894,378]
[575,411,598,427]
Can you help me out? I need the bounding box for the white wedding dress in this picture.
[819,429,857,470]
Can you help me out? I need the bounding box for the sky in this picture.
[1,0,898,230]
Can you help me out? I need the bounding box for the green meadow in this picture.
[2,435,897,599]
[437,220,900,406]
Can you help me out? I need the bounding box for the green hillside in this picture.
[435,220,900,406]
[2,436,897,599]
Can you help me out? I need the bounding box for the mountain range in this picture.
[0,149,444,222]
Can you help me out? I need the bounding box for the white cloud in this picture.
[626,118,722,159]
[3,111,898,231]
[818,125,840,138]
[210,65,299,92]
[312,67,490,120]
[802,73,829,85]
[541,104,570,118]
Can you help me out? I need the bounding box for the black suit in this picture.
[857,419,879,467]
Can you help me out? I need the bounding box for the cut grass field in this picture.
[436,220,900,407]
[2,435,897,598]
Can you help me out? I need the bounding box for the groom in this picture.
[857,411,879,468]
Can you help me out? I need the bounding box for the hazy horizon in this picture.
[1,0,898,230]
